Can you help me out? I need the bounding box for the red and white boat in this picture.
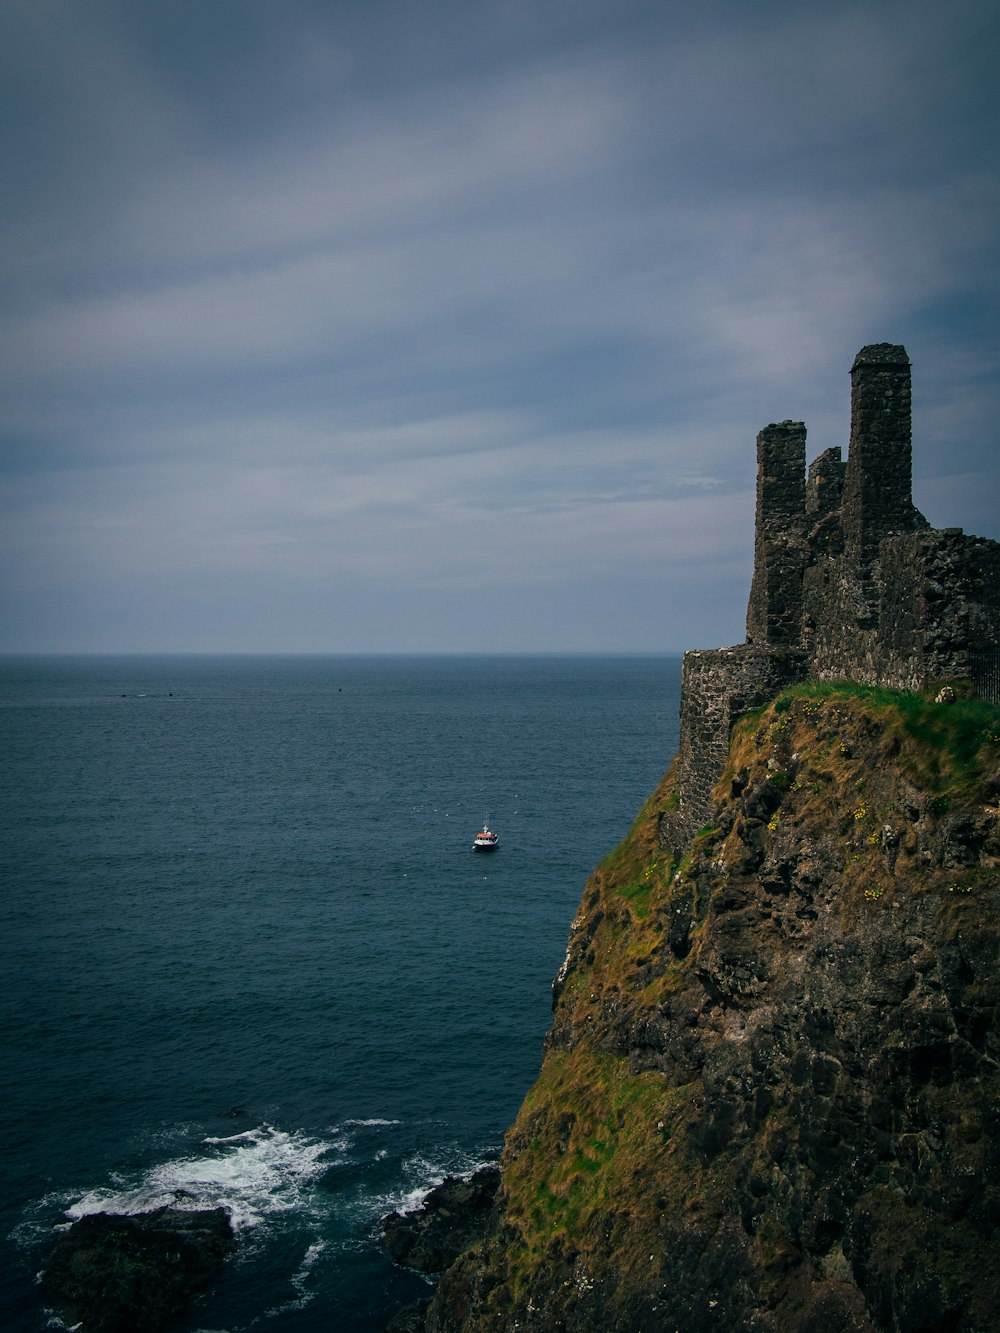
[472,819,499,852]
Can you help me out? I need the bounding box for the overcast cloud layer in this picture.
[2,0,998,652]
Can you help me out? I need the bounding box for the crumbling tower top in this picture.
[842,343,920,570]
[746,421,806,647]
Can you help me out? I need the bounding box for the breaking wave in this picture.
[21,1118,497,1249]
[367,1146,500,1221]
[62,1124,337,1231]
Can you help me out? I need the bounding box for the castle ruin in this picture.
[663,343,1000,855]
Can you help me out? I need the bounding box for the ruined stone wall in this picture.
[886,529,1000,702]
[804,446,845,556]
[801,556,880,684]
[743,342,998,697]
[661,644,806,855]
[663,343,1000,856]
[803,528,1000,698]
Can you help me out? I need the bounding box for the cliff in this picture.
[385,345,1000,1332]
[424,683,1000,1331]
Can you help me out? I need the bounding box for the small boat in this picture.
[472,819,499,852]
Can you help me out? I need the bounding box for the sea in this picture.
[1,654,681,1332]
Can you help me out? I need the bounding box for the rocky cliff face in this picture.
[423,684,1000,1332]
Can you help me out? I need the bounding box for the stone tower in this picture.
[841,343,923,574]
[745,421,807,647]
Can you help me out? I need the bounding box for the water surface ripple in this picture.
[1,654,680,1331]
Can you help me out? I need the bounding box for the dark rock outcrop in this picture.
[386,1298,434,1331]
[383,1167,501,1275]
[39,1206,236,1333]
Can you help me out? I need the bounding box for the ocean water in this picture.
[1,654,680,1332]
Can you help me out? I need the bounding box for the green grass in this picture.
[782,680,1000,788]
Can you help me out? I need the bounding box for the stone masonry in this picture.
[662,344,1000,856]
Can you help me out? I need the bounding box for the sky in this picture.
[1,0,998,654]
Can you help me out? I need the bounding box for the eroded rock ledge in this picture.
[383,1166,501,1275]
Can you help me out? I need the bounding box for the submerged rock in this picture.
[382,1166,500,1275]
[385,1297,433,1331]
[39,1205,236,1333]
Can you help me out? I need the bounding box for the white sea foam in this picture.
[264,1237,328,1317]
[373,1147,500,1219]
[63,1124,338,1232]
[201,1128,262,1146]
[19,1119,499,1326]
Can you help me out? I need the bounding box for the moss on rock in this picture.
[425,687,1000,1332]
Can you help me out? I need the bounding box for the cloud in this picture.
[1,0,997,651]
